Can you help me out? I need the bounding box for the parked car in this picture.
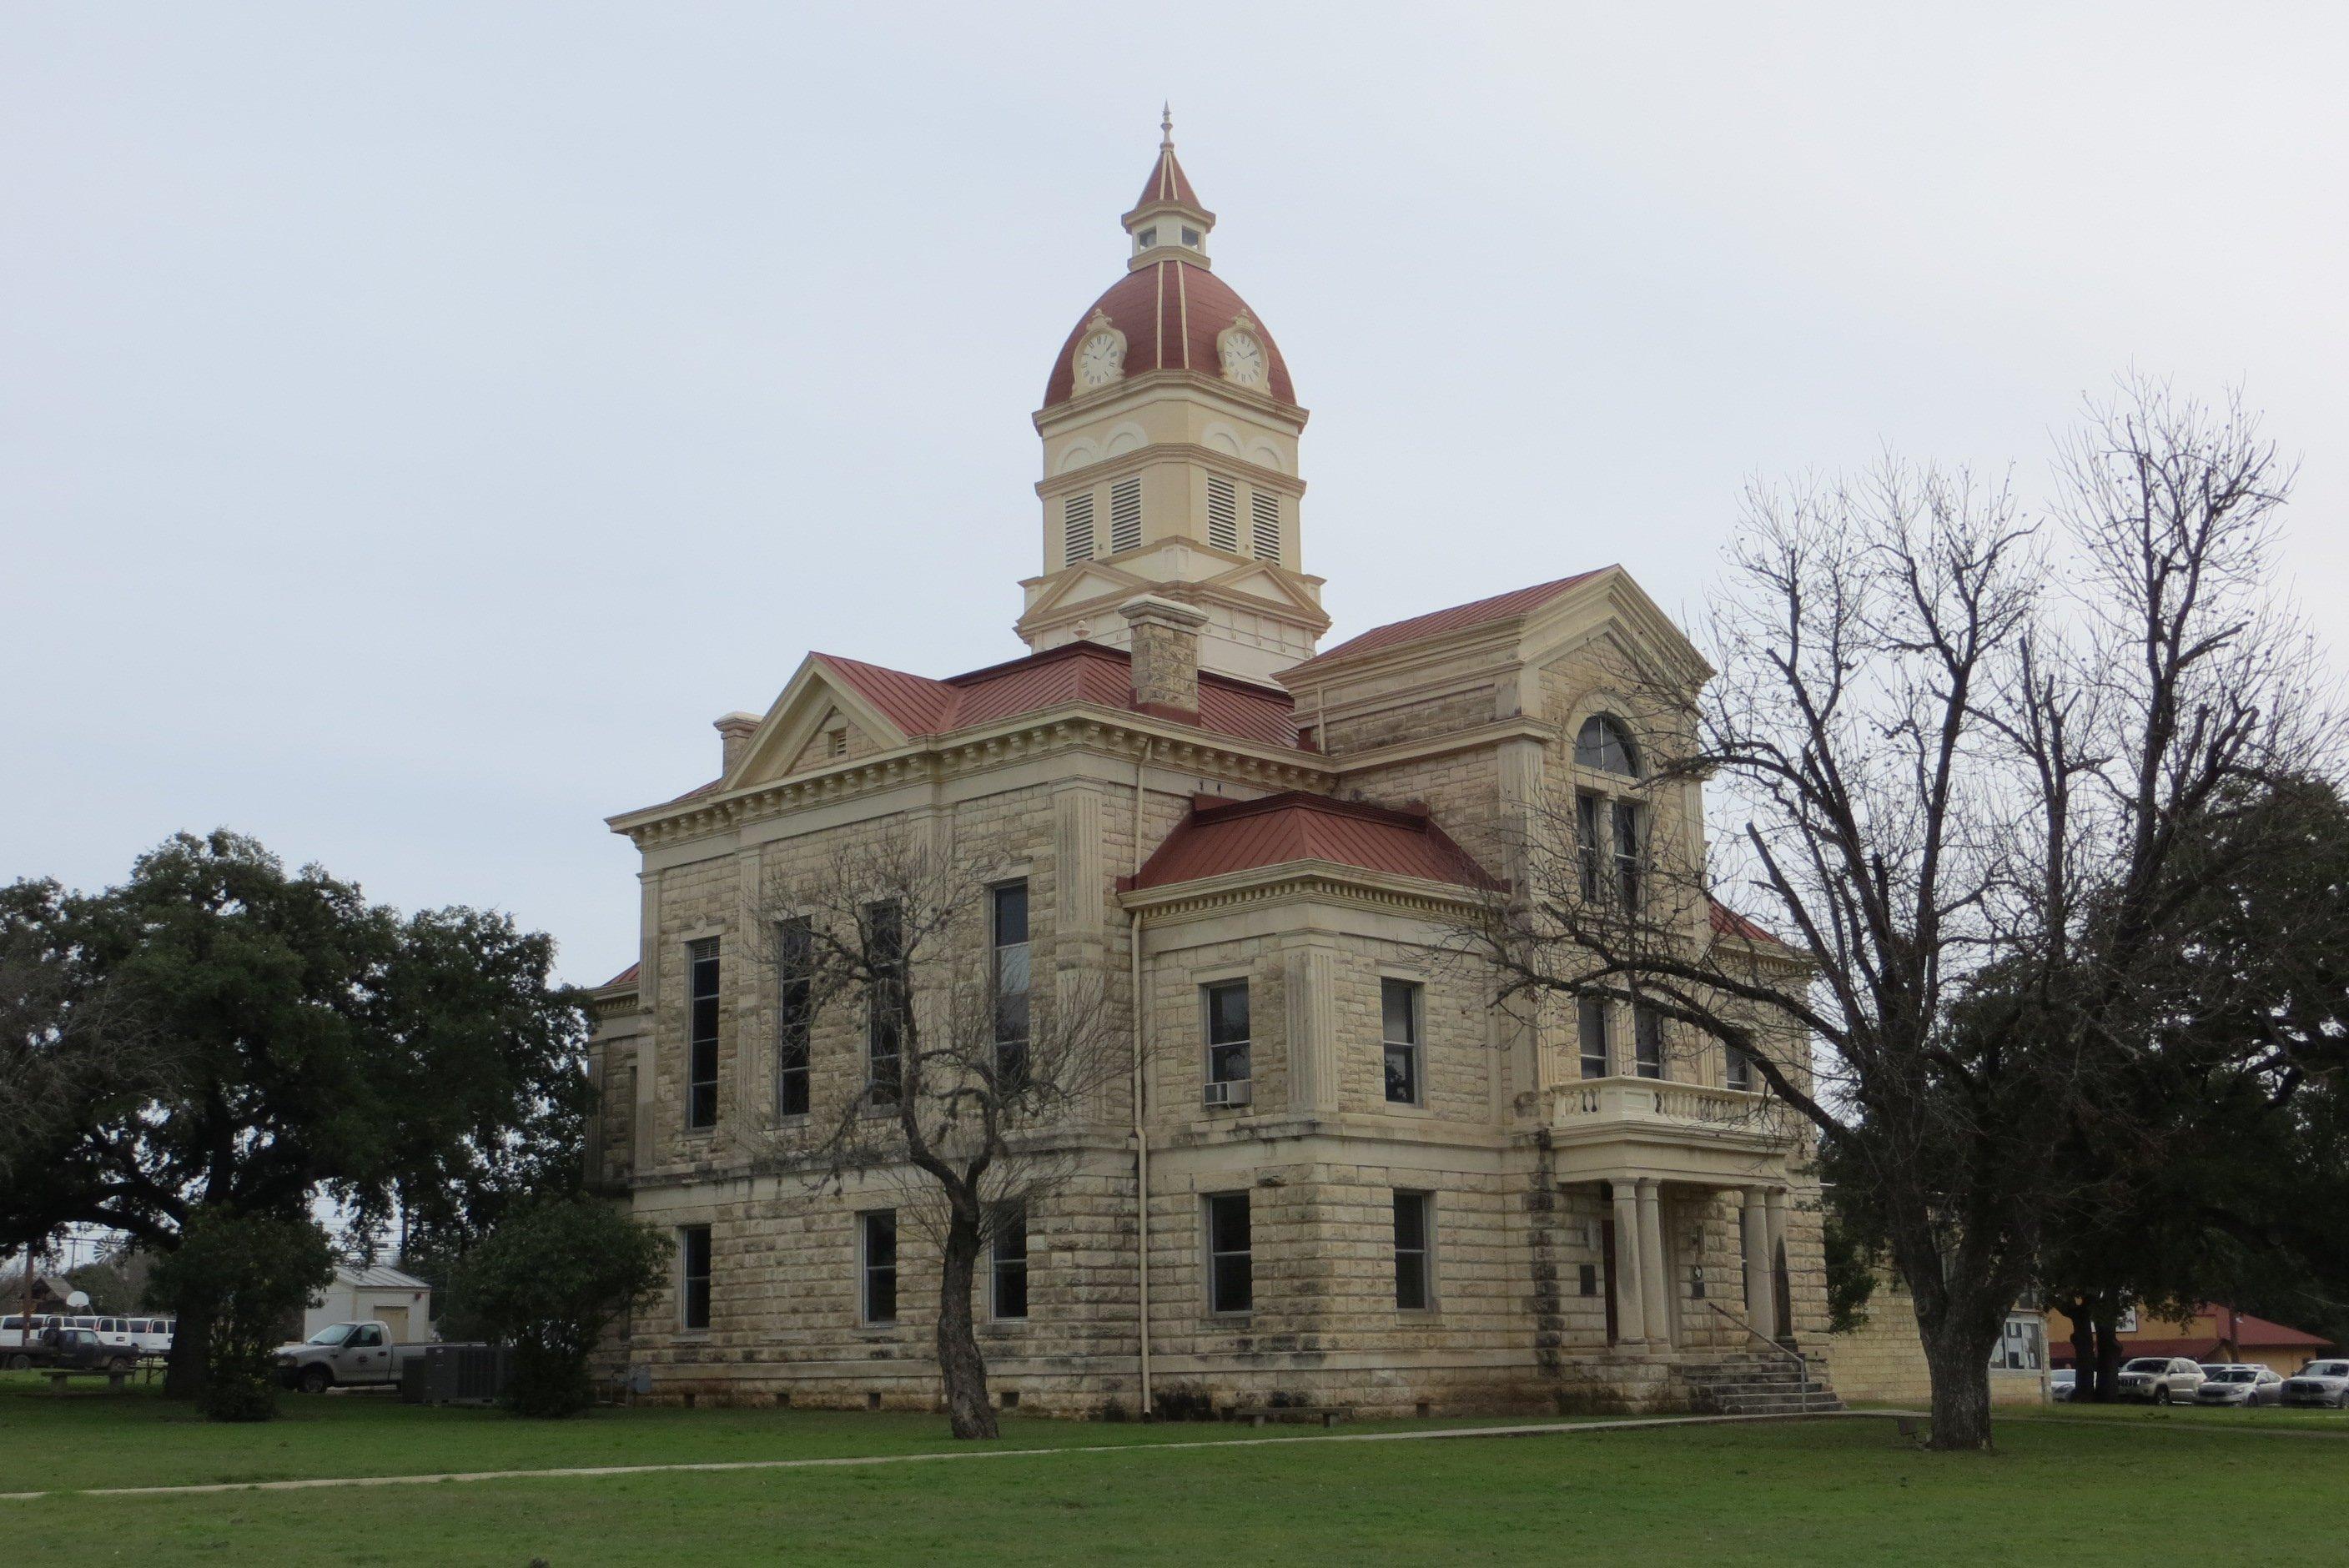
[2114,1356,2206,1403]
[2281,1359,2349,1409]
[273,1319,435,1394]
[63,1315,138,1354]
[16,1326,134,1374]
[2049,1369,2077,1402]
[123,1316,175,1356]
[2194,1364,2286,1406]
[1,1314,62,1368]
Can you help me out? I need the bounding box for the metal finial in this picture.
[1160,103,1174,148]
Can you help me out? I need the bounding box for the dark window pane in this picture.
[1634,1005,1664,1079]
[863,1212,897,1324]
[1614,801,1642,907]
[1727,1046,1755,1091]
[1206,981,1250,1084]
[1578,998,1610,1078]
[1392,1193,1427,1252]
[1206,1193,1252,1314]
[777,918,812,1117]
[1393,1193,1431,1310]
[1381,978,1416,1043]
[1575,716,1639,776]
[993,1206,1029,1320]
[1395,1254,1428,1311]
[865,902,904,1105]
[1384,1046,1416,1103]
[1206,981,1250,1044]
[1576,793,1602,900]
[990,882,1029,946]
[682,1224,712,1330]
[687,940,721,1129]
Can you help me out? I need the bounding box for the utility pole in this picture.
[20,1234,38,1332]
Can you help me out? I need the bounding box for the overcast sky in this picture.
[5,3,2343,988]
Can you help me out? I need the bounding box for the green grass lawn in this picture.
[6,1376,2346,1565]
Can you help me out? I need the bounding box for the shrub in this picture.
[450,1197,669,1417]
[148,1209,335,1422]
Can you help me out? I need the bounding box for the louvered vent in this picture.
[1064,491,1095,563]
[1251,490,1281,563]
[1109,477,1143,554]
[1205,474,1239,552]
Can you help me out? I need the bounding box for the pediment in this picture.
[721,657,917,791]
[1196,560,1327,618]
[1020,561,1153,622]
[1518,567,1712,700]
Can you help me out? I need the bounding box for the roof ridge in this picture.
[1189,788,1431,829]
[1292,567,1617,672]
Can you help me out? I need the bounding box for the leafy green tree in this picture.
[147,1209,334,1421]
[450,1197,670,1417]
[0,831,592,1398]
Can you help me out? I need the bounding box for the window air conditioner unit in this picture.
[1202,1079,1253,1108]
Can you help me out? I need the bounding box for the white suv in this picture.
[2114,1356,2205,1404]
[2281,1359,2349,1409]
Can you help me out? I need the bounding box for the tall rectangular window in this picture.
[1381,977,1422,1105]
[1250,490,1280,562]
[1576,793,1603,902]
[1393,1192,1432,1310]
[687,938,721,1130]
[1205,473,1239,552]
[1613,800,1642,908]
[680,1224,712,1330]
[1205,980,1250,1085]
[1205,1193,1252,1314]
[865,902,904,1106]
[1064,491,1095,562]
[991,1204,1029,1320]
[776,917,812,1118]
[990,881,1030,1088]
[1109,476,1143,553]
[1633,1003,1665,1079]
[1726,1044,1756,1092]
[860,1210,898,1324]
[1578,997,1611,1079]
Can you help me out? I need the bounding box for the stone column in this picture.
[1764,1187,1790,1340]
[1610,1182,1647,1349]
[1637,1179,1671,1346]
[1741,1187,1775,1341]
[1282,942,1340,1119]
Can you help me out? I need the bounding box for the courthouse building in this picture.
[586,123,1831,1416]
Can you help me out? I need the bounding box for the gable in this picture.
[721,657,921,790]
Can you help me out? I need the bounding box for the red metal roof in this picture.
[1133,143,1200,212]
[1128,792,1499,892]
[599,962,640,990]
[814,641,1303,752]
[1709,899,1791,950]
[1289,570,1609,674]
[1042,260,1294,409]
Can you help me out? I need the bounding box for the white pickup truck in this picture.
[272,1320,435,1393]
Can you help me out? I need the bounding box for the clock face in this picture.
[1221,332,1265,388]
[1075,331,1124,389]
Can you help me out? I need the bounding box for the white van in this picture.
[2,1314,61,1367]
[64,1315,138,1353]
[122,1316,175,1355]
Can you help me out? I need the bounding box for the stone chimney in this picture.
[713,711,761,775]
[1119,594,1210,716]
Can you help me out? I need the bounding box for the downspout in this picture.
[1131,738,1154,1416]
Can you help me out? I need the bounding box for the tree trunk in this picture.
[2092,1307,2124,1404]
[934,1213,998,1440]
[1917,1308,1999,1450]
[2065,1301,2098,1401]
[163,1296,214,1400]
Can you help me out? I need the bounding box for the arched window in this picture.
[1574,715,1639,776]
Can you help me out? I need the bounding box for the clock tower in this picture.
[1017,113,1328,683]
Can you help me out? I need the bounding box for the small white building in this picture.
[304,1264,433,1342]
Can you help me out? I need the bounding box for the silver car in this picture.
[2114,1355,2206,1404]
[2281,1359,2349,1408]
[2194,1364,2284,1406]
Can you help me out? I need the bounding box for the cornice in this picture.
[1034,441,1307,500]
[609,706,1336,852]
[1034,369,1309,433]
[1325,716,1558,776]
[1119,858,1491,925]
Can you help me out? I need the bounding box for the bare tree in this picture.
[745,829,1124,1439]
[1458,380,2332,1450]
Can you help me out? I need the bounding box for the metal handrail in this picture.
[1703,1301,1812,1413]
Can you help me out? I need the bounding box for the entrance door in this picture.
[378,1305,409,1341]
[1600,1219,1620,1345]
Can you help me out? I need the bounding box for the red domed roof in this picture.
[1042,259,1295,409]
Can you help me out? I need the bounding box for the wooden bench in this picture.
[46,1367,133,1394]
[1224,1405,1356,1429]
